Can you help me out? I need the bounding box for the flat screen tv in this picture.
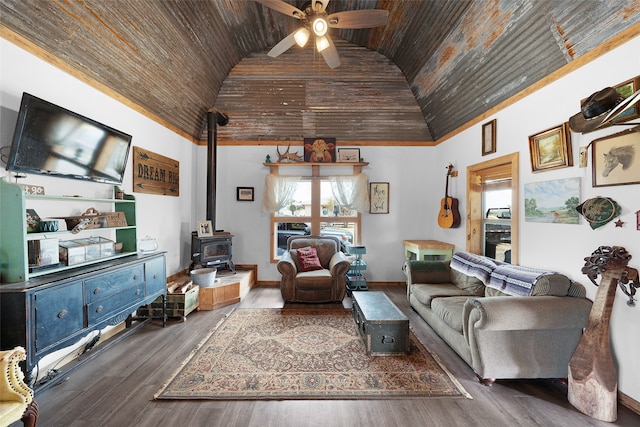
[6,92,132,185]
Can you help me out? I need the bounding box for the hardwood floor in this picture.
[27,285,640,427]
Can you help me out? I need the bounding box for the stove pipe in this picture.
[206,109,229,231]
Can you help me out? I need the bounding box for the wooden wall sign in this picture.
[132,147,179,196]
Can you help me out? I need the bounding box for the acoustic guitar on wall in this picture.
[438,164,461,228]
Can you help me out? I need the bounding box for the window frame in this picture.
[270,176,361,262]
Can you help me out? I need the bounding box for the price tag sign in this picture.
[19,184,45,195]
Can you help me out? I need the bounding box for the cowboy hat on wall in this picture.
[569,87,640,133]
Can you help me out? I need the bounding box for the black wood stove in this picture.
[190,109,236,274]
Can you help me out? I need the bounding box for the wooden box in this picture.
[138,285,199,321]
[199,281,240,310]
[352,291,410,356]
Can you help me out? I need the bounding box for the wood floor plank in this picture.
[26,285,640,427]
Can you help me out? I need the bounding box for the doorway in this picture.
[466,153,519,265]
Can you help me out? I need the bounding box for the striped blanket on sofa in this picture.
[451,251,557,296]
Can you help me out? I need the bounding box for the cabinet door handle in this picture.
[153,274,158,279]
[135,288,141,296]
[57,310,68,319]
[133,275,139,280]
[95,305,103,313]
[93,288,101,295]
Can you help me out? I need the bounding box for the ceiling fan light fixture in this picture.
[316,36,329,52]
[312,18,328,37]
[294,28,310,47]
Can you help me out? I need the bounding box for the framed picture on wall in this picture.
[482,119,496,155]
[611,75,640,125]
[369,182,389,214]
[528,122,573,172]
[237,187,254,201]
[591,125,640,187]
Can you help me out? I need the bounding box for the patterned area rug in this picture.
[154,308,471,400]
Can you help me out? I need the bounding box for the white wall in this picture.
[429,35,640,402]
[2,33,640,403]
[0,38,196,275]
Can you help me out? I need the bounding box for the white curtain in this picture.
[262,174,301,213]
[330,173,369,212]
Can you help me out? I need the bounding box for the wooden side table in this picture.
[403,240,454,261]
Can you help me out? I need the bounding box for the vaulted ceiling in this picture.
[1,1,639,145]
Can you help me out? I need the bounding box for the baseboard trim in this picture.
[620,391,640,415]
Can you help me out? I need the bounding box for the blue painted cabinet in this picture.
[0,253,166,385]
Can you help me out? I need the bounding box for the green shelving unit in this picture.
[0,178,138,283]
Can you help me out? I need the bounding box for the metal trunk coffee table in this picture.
[351,291,410,356]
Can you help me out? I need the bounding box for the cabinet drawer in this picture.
[145,256,166,296]
[34,283,84,351]
[85,265,144,303]
[87,285,145,325]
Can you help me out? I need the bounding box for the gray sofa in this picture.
[404,251,592,384]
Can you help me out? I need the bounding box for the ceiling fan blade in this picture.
[255,0,306,19]
[327,10,389,29]
[267,31,298,57]
[312,0,330,13]
[320,35,341,69]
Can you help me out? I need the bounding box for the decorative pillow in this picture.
[295,247,323,272]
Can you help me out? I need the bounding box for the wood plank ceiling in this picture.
[1,1,639,145]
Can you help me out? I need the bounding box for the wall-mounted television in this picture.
[6,92,132,185]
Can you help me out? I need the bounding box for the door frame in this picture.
[466,152,519,265]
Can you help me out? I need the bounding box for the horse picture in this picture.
[592,126,640,187]
[601,145,635,177]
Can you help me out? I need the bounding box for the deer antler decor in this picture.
[568,246,639,422]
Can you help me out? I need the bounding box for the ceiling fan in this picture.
[256,0,389,69]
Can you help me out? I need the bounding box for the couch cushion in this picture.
[450,268,485,296]
[488,265,571,296]
[411,283,473,308]
[295,269,333,289]
[430,296,469,333]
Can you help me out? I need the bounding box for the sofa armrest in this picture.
[277,251,297,277]
[0,347,32,404]
[462,296,592,380]
[329,251,350,276]
[463,296,592,333]
[403,260,451,284]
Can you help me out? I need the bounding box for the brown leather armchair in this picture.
[277,235,351,303]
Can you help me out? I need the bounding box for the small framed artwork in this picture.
[197,220,213,238]
[528,122,573,172]
[611,75,640,125]
[303,137,336,163]
[482,119,496,155]
[591,125,640,187]
[237,186,254,201]
[26,209,41,233]
[337,148,360,162]
[370,182,389,214]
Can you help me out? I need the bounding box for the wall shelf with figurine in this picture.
[263,162,368,176]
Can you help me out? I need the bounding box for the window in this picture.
[467,153,519,264]
[483,182,512,263]
[270,177,361,261]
